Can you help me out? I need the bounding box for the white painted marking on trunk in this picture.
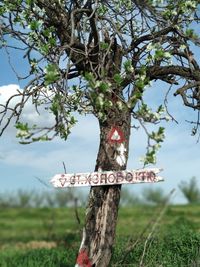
[79,227,86,251]
[116,144,126,166]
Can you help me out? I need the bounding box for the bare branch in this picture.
[146,65,200,82]
[174,82,200,109]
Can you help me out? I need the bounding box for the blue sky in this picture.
[0,45,199,204]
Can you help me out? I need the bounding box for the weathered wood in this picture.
[50,168,164,188]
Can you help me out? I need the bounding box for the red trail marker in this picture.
[108,126,125,143]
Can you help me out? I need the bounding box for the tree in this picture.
[142,187,168,205]
[0,0,200,266]
[179,176,200,204]
[120,187,141,206]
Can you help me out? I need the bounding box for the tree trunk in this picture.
[76,108,131,267]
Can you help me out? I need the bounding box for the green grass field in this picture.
[0,205,200,266]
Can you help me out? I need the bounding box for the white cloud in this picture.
[0,91,99,173]
[0,114,99,171]
[0,84,21,99]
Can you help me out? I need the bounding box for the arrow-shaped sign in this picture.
[50,168,164,188]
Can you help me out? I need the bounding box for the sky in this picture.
[0,43,200,204]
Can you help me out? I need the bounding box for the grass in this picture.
[112,216,200,266]
[0,205,200,266]
[0,248,75,267]
[0,207,85,243]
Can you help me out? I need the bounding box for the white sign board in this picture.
[50,168,163,188]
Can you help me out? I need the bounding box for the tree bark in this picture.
[75,108,131,267]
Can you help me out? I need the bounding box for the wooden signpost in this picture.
[50,168,164,188]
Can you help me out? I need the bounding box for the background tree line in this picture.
[1,176,199,208]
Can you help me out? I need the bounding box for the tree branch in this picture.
[126,26,175,53]
[174,82,200,109]
[36,0,87,72]
[146,65,200,81]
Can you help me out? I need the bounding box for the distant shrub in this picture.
[142,187,168,205]
[29,190,44,207]
[0,191,17,208]
[179,176,200,204]
[17,189,33,208]
[44,191,56,208]
[120,187,141,207]
[0,189,87,208]
[54,189,73,207]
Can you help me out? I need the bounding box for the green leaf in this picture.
[99,82,110,92]
[70,116,77,125]
[29,20,40,30]
[150,127,165,142]
[113,73,123,85]
[44,64,60,85]
[84,72,96,88]
[84,72,95,82]
[26,0,33,5]
[155,49,165,59]
[15,122,29,131]
[123,60,134,73]
[32,135,49,142]
[185,28,195,38]
[100,42,109,50]
[135,80,145,90]
[50,94,61,116]
[157,105,165,113]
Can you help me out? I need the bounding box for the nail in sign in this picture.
[108,127,125,143]
[50,168,164,188]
